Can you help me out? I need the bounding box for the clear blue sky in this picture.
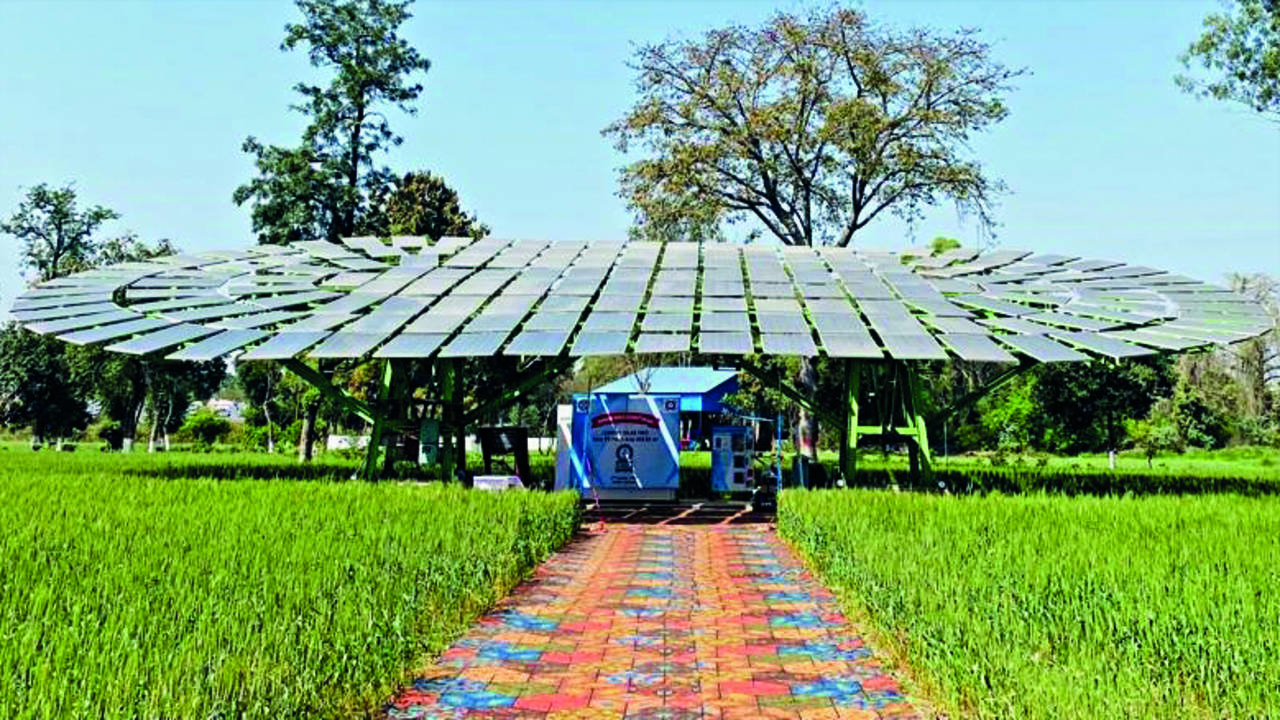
[1,0,1277,317]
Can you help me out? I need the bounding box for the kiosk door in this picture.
[711,426,752,492]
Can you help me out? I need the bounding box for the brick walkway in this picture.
[387,523,920,720]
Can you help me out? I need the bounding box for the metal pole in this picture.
[439,358,455,482]
[905,362,933,483]
[842,360,860,487]
[362,359,395,482]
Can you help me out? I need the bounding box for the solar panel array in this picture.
[10,236,1272,366]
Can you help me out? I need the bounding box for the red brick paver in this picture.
[387,524,920,719]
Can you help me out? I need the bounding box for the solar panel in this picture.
[951,295,1032,316]
[1046,330,1155,359]
[702,281,746,296]
[539,294,591,313]
[698,331,754,355]
[440,332,510,357]
[702,296,748,312]
[979,317,1047,335]
[939,333,1017,363]
[925,317,988,335]
[161,303,260,323]
[106,323,218,355]
[997,334,1088,362]
[761,333,818,356]
[308,331,392,359]
[167,329,268,361]
[1025,311,1113,331]
[128,295,233,313]
[642,313,692,333]
[818,332,883,358]
[27,310,138,335]
[374,333,448,358]
[503,329,571,356]
[13,301,121,322]
[582,312,637,332]
[571,331,631,356]
[239,331,330,360]
[525,312,583,331]
[13,292,114,311]
[594,294,644,311]
[285,313,357,331]
[879,333,950,360]
[404,312,470,335]
[60,317,173,345]
[700,312,751,333]
[634,333,690,353]
[251,290,341,310]
[756,313,810,334]
[646,295,695,313]
[1102,329,1204,351]
[754,298,803,313]
[426,295,488,316]
[467,313,525,332]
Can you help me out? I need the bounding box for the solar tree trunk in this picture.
[298,402,317,463]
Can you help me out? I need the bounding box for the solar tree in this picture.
[10,236,1272,481]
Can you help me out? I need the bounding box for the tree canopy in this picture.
[0,183,119,282]
[604,7,1023,246]
[1178,0,1280,118]
[234,0,431,244]
[365,171,489,240]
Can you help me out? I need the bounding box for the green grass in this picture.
[0,451,580,719]
[779,489,1280,719]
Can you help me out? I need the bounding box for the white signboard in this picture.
[570,394,680,497]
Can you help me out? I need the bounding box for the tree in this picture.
[143,360,227,452]
[365,171,489,240]
[605,7,1020,458]
[0,183,118,282]
[234,0,431,244]
[604,7,1021,247]
[1178,0,1280,118]
[0,324,89,445]
[1033,358,1174,455]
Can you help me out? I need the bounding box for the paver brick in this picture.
[386,524,919,719]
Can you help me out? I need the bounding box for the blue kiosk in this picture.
[563,367,748,499]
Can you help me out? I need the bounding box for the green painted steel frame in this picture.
[279,354,575,482]
[735,357,932,485]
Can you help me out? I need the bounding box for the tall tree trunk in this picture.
[796,356,819,460]
[148,415,159,453]
[298,402,318,463]
[264,404,275,453]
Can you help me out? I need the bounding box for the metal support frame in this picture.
[362,359,397,481]
[279,358,375,425]
[736,357,931,485]
[438,358,457,482]
[279,353,574,483]
[840,360,860,484]
[461,355,575,427]
[933,359,1038,424]
[736,357,842,428]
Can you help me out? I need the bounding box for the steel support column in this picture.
[360,359,396,481]
[841,360,860,485]
[438,358,456,482]
[905,364,933,482]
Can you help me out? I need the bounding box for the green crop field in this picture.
[779,490,1280,719]
[0,451,580,719]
